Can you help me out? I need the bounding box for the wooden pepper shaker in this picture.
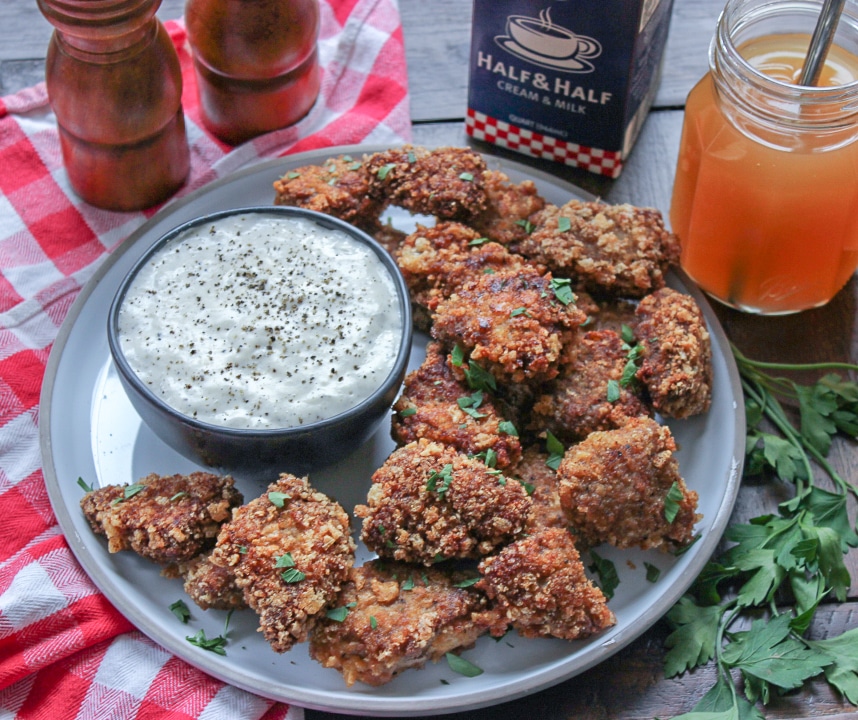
[37,0,190,212]
[185,0,322,145]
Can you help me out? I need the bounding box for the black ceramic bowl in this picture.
[107,206,412,479]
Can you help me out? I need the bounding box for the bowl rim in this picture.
[106,205,413,439]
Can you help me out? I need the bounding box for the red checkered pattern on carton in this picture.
[465,108,624,179]
[0,2,411,718]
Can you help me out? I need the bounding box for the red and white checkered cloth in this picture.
[0,1,411,717]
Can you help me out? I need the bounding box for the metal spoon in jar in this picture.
[799,0,846,85]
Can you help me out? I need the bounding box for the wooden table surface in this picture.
[3,1,856,718]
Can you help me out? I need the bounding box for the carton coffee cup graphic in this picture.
[498,12,602,71]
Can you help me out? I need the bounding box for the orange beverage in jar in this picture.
[670,0,858,315]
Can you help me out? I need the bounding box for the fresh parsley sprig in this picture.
[664,347,858,719]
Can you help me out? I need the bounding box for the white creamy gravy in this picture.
[118,212,402,429]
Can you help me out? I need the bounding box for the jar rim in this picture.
[714,0,858,96]
[710,0,858,130]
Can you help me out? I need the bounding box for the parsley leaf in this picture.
[186,628,227,655]
[544,430,565,470]
[445,652,483,677]
[587,550,619,600]
[169,599,191,623]
[427,464,454,498]
[550,277,575,306]
[268,491,290,508]
[664,481,685,523]
[77,477,93,493]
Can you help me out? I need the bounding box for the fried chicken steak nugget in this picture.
[556,417,700,551]
[178,551,246,611]
[395,220,542,329]
[209,473,355,653]
[355,439,532,564]
[431,267,587,385]
[516,199,680,298]
[634,287,713,419]
[470,169,546,245]
[391,341,522,469]
[80,472,242,565]
[477,528,615,641]
[529,329,652,443]
[365,145,489,221]
[310,560,504,686]
[273,154,384,231]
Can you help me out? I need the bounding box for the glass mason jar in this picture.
[38,0,190,212]
[185,0,322,145]
[670,0,858,315]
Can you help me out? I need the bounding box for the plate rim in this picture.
[39,144,746,716]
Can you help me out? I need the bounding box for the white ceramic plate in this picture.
[40,146,745,717]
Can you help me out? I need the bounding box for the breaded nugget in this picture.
[634,287,713,418]
[514,445,568,533]
[556,417,700,551]
[179,551,246,611]
[355,439,531,564]
[366,145,488,221]
[273,154,383,230]
[517,200,680,298]
[80,472,242,565]
[471,169,546,245]
[431,267,587,385]
[391,341,522,469]
[210,473,355,653]
[477,528,615,640]
[395,221,542,328]
[529,329,652,442]
[309,560,503,686]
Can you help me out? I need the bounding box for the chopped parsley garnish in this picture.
[521,481,536,496]
[186,628,227,655]
[325,602,356,622]
[588,550,619,600]
[281,568,306,584]
[275,552,296,568]
[285,171,301,180]
[545,430,565,470]
[77,477,93,493]
[453,577,480,588]
[451,343,465,367]
[515,218,534,233]
[459,172,474,181]
[463,361,497,393]
[445,652,483,677]
[401,577,415,591]
[510,306,531,318]
[427,464,454,498]
[606,378,621,403]
[169,599,191,623]
[268,491,290,508]
[664,481,685,523]
[458,391,487,419]
[111,483,144,505]
[370,615,378,629]
[398,406,417,417]
[468,237,491,246]
[557,216,572,232]
[550,277,575,306]
[498,420,518,436]
[170,491,187,502]
[644,562,661,583]
[377,163,396,180]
